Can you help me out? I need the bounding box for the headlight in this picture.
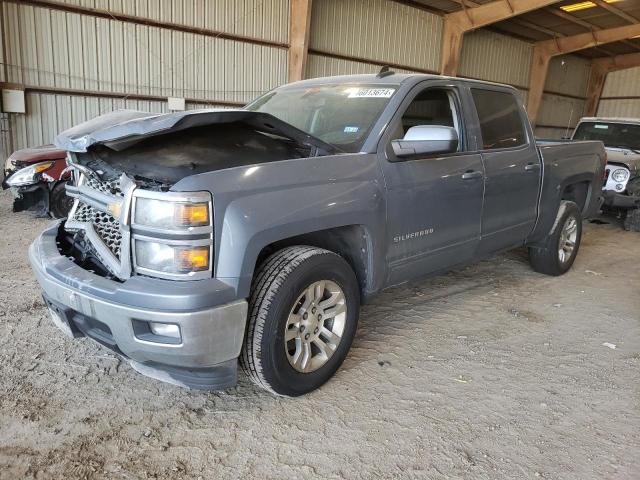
[132,191,213,280]
[134,197,210,228]
[5,161,54,187]
[611,169,629,183]
[135,241,210,275]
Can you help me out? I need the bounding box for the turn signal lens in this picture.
[175,203,209,227]
[176,246,210,272]
[34,162,55,173]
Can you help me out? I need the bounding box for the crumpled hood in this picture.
[54,108,338,154]
[605,147,640,172]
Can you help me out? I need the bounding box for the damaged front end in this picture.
[56,108,332,282]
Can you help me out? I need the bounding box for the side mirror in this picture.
[392,125,459,158]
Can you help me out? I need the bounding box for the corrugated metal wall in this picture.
[534,55,591,139]
[598,66,640,118]
[307,0,442,77]
[459,30,531,89]
[0,0,288,161]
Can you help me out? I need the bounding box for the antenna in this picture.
[376,65,395,78]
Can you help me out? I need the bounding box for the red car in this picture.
[2,145,72,218]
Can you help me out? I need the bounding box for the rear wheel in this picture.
[529,201,582,276]
[50,182,74,219]
[240,246,359,396]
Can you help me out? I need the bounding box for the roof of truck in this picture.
[283,73,519,91]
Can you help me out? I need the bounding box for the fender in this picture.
[172,153,387,299]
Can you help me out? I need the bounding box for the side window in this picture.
[471,89,527,150]
[390,88,461,149]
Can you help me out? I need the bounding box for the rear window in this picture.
[471,89,527,150]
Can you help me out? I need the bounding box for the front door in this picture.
[379,83,485,285]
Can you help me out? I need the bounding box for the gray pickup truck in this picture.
[29,73,605,396]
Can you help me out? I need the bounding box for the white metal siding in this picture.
[459,30,532,88]
[38,0,290,44]
[602,66,640,97]
[309,0,442,72]
[544,54,590,97]
[597,66,640,118]
[597,99,640,118]
[2,3,287,103]
[537,93,584,131]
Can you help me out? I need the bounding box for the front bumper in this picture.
[602,190,640,209]
[29,221,248,390]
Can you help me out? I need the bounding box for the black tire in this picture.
[529,201,582,276]
[49,182,74,219]
[623,208,640,232]
[240,246,360,396]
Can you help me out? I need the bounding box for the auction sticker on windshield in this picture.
[347,88,395,98]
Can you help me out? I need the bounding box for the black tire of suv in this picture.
[240,246,360,396]
[50,182,74,219]
[529,201,582,276]
[623,208,640,232]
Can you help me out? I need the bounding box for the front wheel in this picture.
[529,201,582,276]
[240,246,360,396]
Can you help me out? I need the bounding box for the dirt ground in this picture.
[0,188,639,480]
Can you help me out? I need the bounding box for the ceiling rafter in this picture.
[545,3,640,54]
[440,0,559,75]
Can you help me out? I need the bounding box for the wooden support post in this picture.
[526,46,552,127]
[440,20,465,76]
[584,64,608,117]
[288,0,313,83]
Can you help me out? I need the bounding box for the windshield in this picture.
[573,121,640,152]
[246,84,397,153]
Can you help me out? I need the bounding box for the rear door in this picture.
[379,81,485,285]
[468,87,541,252]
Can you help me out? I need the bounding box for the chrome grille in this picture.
[73,202,123,258]
[85,175,122,196]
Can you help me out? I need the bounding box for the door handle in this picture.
[525,162,540,171]
[461,170,483,180]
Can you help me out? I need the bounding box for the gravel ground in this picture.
[1,187,639,479]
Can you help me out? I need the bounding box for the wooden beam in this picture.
[593,51,640,71]
[440,0,559,76]
[288,0,313,82]
[527,23,640,125]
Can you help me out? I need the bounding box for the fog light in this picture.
[149,322,180,339]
